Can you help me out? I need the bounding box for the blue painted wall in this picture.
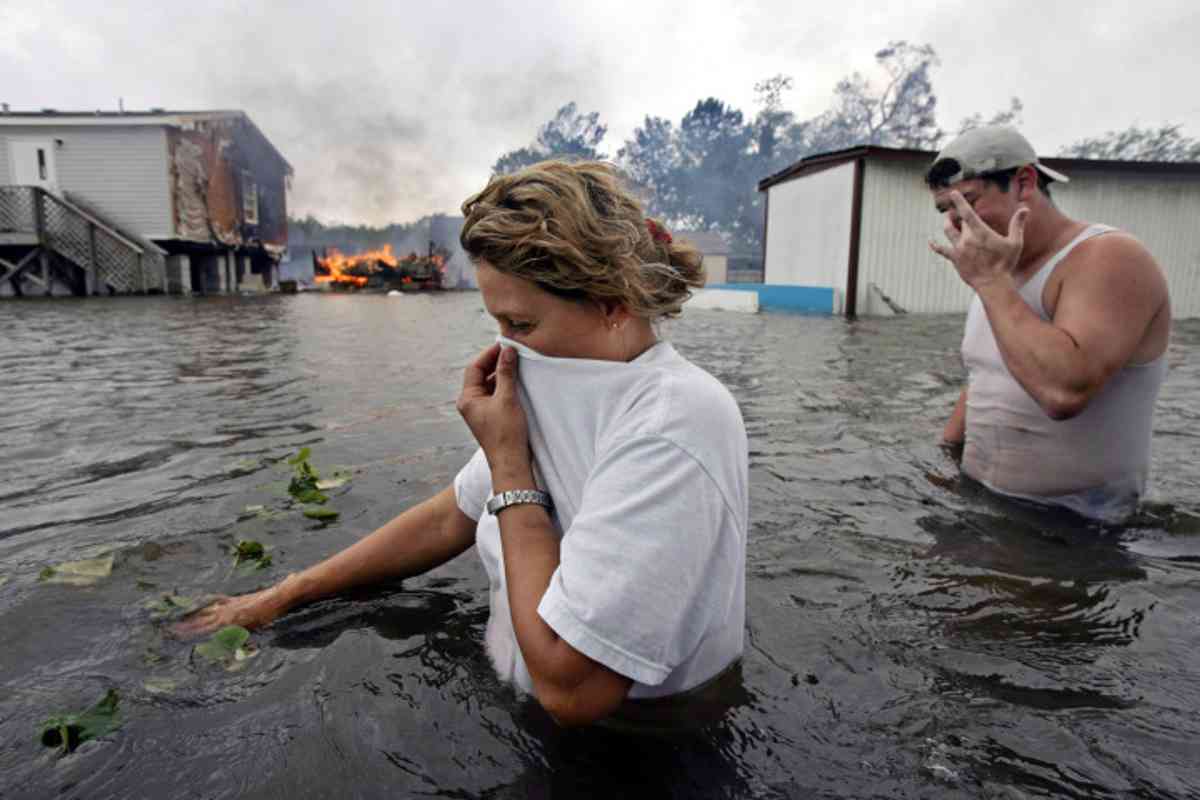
[706,284,836,314]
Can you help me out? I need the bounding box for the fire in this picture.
[314,243,448,290]
[315,244,398,286]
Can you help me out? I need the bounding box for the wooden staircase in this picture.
[0,186,167,297]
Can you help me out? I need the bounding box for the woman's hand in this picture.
[171,580,293,638]
[456,343,532,482]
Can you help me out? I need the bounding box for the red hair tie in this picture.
[646,219,672,245]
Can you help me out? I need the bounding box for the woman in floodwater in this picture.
[178,161,749,728]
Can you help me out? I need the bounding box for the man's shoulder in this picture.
[1056,227,1167,300]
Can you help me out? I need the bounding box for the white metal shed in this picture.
[759,146,1200,317]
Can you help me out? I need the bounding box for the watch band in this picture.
[486,489,553,516]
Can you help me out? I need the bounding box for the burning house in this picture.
[314,243,447,291]
[0,108,291,297]
[283,213,476,291]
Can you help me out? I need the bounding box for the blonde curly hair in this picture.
[460,160,705,319]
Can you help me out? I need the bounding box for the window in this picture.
[37,148,47,180]
[241,170,259,225]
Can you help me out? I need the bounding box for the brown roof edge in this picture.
[759,144,1200,192]
[0,108,292,175]
[757,145,934,191]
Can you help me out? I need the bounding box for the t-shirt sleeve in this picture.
[536,435,737,686]
[453,447,492,522]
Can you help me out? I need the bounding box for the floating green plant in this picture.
[287,447,328,505]
[193,625,257,670]
[145,593,197,620]
[231,540,272,573]
[38,689,122,755]
[37,554,115,586]
[302,506,339,522]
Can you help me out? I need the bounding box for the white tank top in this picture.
[961,224,1167,522]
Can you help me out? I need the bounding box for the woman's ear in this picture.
[596,298,628,330]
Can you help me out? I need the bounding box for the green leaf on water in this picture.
[234,540,264,561]
[286,447,330,504]
[0,575,9,588]
[142,678,178,695]
[231,540,272,573]
[316,475,350,490]
[37,554,115,586]
[38,689,122,755]
[194,625,256,667]
[290,485,328,505]
[303,506,339,522]
[145,593,196,619]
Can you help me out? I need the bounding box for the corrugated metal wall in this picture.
[0,125,172,238]
[856,158,972,315]
[854,158,1200,318]
[1053,171,1200,318]
[764,161,854,290]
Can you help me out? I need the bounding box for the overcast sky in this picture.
[3,0,1198,225]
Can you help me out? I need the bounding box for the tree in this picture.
[806,41,943,151]
[492,102,608,175]
[954,97,1024,137]
[752,74,796,169]
[617,116,680,219]
[1060,123,1200,162]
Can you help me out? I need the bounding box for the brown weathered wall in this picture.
[167,117,289,251]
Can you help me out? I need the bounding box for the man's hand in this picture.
[456,343,531,481]
[930,191,1029,290]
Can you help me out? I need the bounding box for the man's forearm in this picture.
[976,277,1091,418]
[943,387,967,444]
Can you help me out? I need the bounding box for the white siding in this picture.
[1053,171,1200,318]
[0,138,10,183]
[853,158,1200,318]
[0,124,172,238]
[856,158,972,315]
[704,254,728,285]
[764,161,854,289]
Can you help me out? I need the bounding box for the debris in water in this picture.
[37,554,115,586]
[38,689,122,755]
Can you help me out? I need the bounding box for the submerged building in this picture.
[757,145,1200,317]
[0,108,292,297]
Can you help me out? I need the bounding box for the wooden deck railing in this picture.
[0,185,166,293]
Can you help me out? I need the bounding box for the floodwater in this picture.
[1,293,1198,799]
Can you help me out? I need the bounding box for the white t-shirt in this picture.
[454,338,748,699]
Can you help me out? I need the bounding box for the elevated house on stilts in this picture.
[0,108,292,297]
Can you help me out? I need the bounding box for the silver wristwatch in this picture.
[486,489,554,516]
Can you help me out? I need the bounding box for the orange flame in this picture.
[316,244,399,286]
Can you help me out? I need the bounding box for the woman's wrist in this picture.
[491,458,536,493]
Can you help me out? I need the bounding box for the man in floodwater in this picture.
[927,125,1171,522]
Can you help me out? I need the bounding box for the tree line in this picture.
[292,41,1197,260]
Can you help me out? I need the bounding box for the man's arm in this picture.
[943,386,967,444]
[176,486,477,634]
[931,193,1168,421]
[975,234,1166,419]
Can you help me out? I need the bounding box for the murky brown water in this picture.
[1,293,1198,798]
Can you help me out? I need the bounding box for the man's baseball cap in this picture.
[930,125,1069,185]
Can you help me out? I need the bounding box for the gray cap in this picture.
[932,125,1069,184]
